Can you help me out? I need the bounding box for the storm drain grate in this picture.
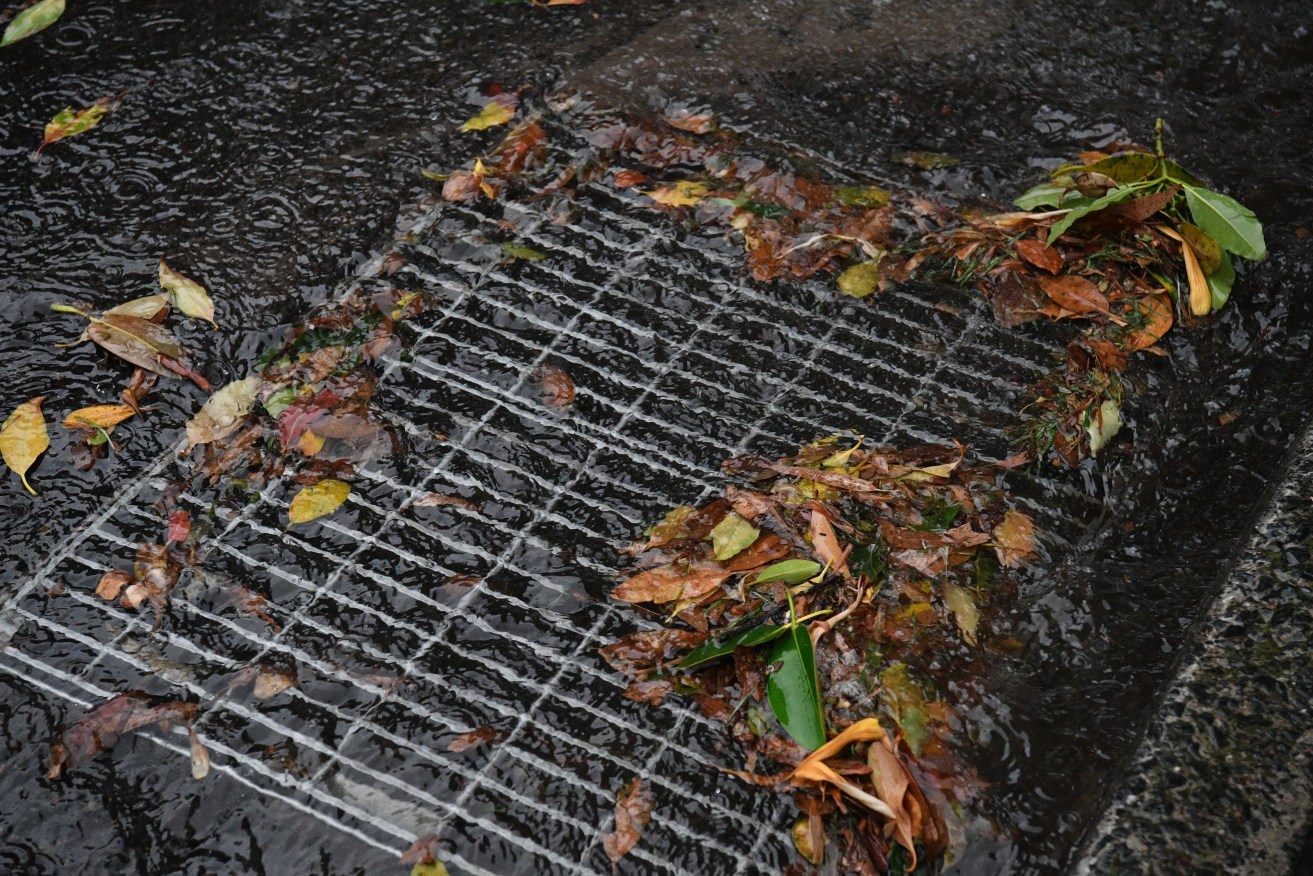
[0,170,1096,873]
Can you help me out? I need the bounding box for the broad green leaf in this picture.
[752,558,823,586]
[1013,183,1068,211]
[159,260,216,327]
[501,241,545,261]
[37,100,109,156]
[185,376,261,452]
[1207,250,1236,311]
[1089,151,1160,184]
[1161,159,1204,187]
[709,512,759,561]
[1,0,64,47]
[1183,184,1265,261]
[835,185,890,208]
[837,259,882,298]
[1086,399,1122,455]
[460,96,516,132]
[288,478,350,525]
[679,623,789,670]
[1047,183,1145,241]
[766,622,826,750]
[0,397,49,495]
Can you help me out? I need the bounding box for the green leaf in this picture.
[1183,184,1266,261]
[837,260,883,298]
[1089,151,1160,184]
[679,623,790,670]
[1013,183,1069,211]
[37,100,109,155]
[1161,159,1204,187]
[752,558,822,586]
[1207,250,1236,311]
[835,185,890,208]
[849,541,889,582]
[766,621,826,751]
[262,386,297,419]
[1047,183,1145,241]
[709,512,759,562]
[159,259,217,327]
[1,0,64,47]
[501,241,545,261]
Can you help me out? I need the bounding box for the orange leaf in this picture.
[612,562,730,605]
[1123,292,1173,352]
[809,506,851,579]
[1015,239,1063,274]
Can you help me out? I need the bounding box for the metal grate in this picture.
[0,159,1094,873]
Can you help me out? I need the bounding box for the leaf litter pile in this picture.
[600,436,1037,871]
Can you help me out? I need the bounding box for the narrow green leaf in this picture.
[1047,183,1144,241]
[709,512,759,562]
[1207,250,1236,311]
[766,622,826,751]
[1183,184,1266,261]
[501,241,545,261]
[752,559,822,586]
[679,623,789,670]
[1,0,65,47]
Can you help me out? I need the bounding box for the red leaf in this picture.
[166,509,191,546]
[50,692,198,779]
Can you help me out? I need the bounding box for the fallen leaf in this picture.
[602,778,653,865]
[612,562,731,605]
[63,403,135,433]
[400,834,449,876]
[1177,221,1222,275]
[644,181,709,207]
[447,725,509,752]
[1037,275,1115,319]
[54,304,211,390]
[599,629,707,673]
[94,569,134,601]
[1,0,64,48]
[767,618,826,750]
[1086,399,1123,455]
[1160,225,1210,316]
[414,493,478,511]
[788,718,895,817]
[942,581,980,645]
[993,510,1036,568]
[166,509,191,546]
[721,533,792,572]
[894,151,959,170]
[501,241,545,261]
[751,558,822,586]
[188,726,210,780]
[106,294,170,321]
[0,396,49,494]
[36,97,114,157]
[1015,239,1063,274]
[185,376,261,452]
[663,109,715,134]
[288,478,350,525]
[836,259,883,298]
[460,95,517,132]
[252,666,297,700]
[866,734,939,869]
[709,512,759,562]
[792,814,824,866]
[1122,293,1173,352]
[534,364,575,408]
[49,691,198,779]
[809,508,851,579]
[159,260,217,327]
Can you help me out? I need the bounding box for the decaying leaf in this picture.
[447,725,509,753]
[53,304,211,390]
[166,509,191,546]
[836,259,882,298]
[1014,239,1063,274]
[159,259,217,327]
[288,478,350,525]
[1086,399,1123,455]
[644,180,709,207]
[36,96,116,157]
[188,726,211,780]
[788,718,895,817]
[49,691,198,779]
[942,581,980,645]
[612,561,731,605]
[993,509,1036,568]
[252,666,298,700]
[602,778,653,865]
[709,512,759,562]
[460,95,517,132]
[1,0,64,48]
[400,834,451,876]
[1,396,49,494]
[1122,293,1173,352]
[534,364,575,408]
[185,376,261,452]
[94,569,134,601]
[1037,274,1115,320]
[414,492,478,512]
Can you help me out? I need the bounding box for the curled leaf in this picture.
[1,397,49,494]
[49,691,197,779]
[534,364,575,408]
[159,260,216,327]
[288,478,350,525]
[37,97,114,157]
[185,376,261,452]
[1,0,64,47]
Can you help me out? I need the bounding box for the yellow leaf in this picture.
[0,397,49,495]
[1159,225,1211,316]
[159,259,216,327]
[644,181,709,207]
[63,403,135,431]
[460,96,517,132]
[288,478,350,525]
[993,509,1036,567]
[297,429,325,456]
[410,863,451,876]
[942,581,980,646]
[837,260,883,298]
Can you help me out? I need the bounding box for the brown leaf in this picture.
[809,506,852,579]
[534,364,575,408]
[94,569,134,601]
[663,110,715,134]
[252,666,298,700]
[1014,239,1063,274]
[769,464,884,494]
[414,492,478,511]
[1037,275,1112,318]
[400,834,441,866]
[447,725,509,752]
[614,562,731,605]
[49,691,198,779]
[1086,338,1128,372]
[990,273,1048,328]
[993,510,1036,567]
[602,778,654,865]
[1105,184,1179,223]
[1122,293,1173,352]
[721,533,792,573]
[623,678,673,704]
[598,628,707,673]
[942,523,990,548]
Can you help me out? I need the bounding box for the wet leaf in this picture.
[414,492,478,511]
[288,478,350,525]
[709,512,759,561]
[835,184,890,208]
[49,691,198,779]
[752,558,823,586]
[1047,183,1143,240]
[602,778,653,865]
[1014,183,1069,210]
[766,619,826,751]
[1037,274,1112,318]
[166,509,191,546]
[94,569,133,601]
[993,509,1036,568]
[679,623,789,670]
[534,364,575,408]
[1183,184,1265,261]
[188,726,210,780]
[792,814,824,866]
[809,509,851,579]
[1207,250,1236,311]
[836,259,883,298]
[599,628,707,673]
[447,725,508,752]
[663,109,715,134]
[644,180,709,207]
[867,734,931,869]
[1089,151,1159,184]
[942,581,980,645]
[56,305,211,390]
[1086,399,1122,455]
[159,259,216,327]
[1,0,63,47]
[63,403,135,432]
[501,241,545,261]
[460,95,517,132]
[37,98,112,156]
[185,376,261,452]
[788,718,893,815]
[1,396,49,494]
[252,666,298,700]
[1177,222,1223,275]
[1122,293,1173,352]
[401,834,448,875]
[1105,184,1179,223]
[105,294,170,321]
[612,561,730,605]
[894,151,959,170]
[1014,239,1063,274]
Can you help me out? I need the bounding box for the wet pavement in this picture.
[2,1,1313,873]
